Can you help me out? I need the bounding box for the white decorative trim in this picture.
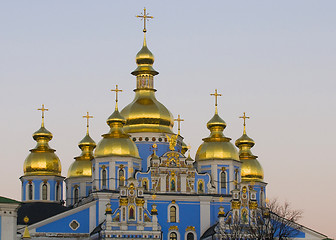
[69,219,80,230]
[25,181,35,201]
[184,230,197,240]
[168,230,180,240]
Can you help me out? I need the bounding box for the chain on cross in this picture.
[83,112,93,135]
[37,104,48,127]
[136,7,154,33]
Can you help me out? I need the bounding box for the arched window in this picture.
[74,187,79,204]
[220,171,226,189]
[170,179,176,192]
[119,169,124,187]
[28,183,33,200]
[42,183,48,200]
[169,232,177,240]
[234,169,239,189]
[187,232,195,240]
[56,184,60,201]
[102,169,107,188]
[129,205,135,220]
[142,179,148,191]
[170,206,176,222]
[198,181,204,193]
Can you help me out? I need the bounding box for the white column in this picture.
[200,197,210,236]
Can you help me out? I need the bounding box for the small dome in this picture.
[67,131,96,178]
[24,126,61,176]
[136,44,154,65]
[235,128,264,182]
[195,112,239,161]
[95,108,140,158]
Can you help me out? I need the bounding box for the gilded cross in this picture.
[239,112,250,133]
[83,112,93,134]
[37,104,48,127]
[136,7,154,33]
[174,114,184,135]
[111,85,123,108]
[210,89,222,113]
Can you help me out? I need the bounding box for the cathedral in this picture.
[0,9,329,240]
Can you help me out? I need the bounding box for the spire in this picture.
[210,89,222,114]
[239,112,250,134]
[83,112,93,135]
[76,112,96,160]
[235,112,256,159]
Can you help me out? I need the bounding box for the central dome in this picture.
[120,90,174,133]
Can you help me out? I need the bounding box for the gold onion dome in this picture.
[95,91,140,158]
[235,114,264,182]
[67,113,96,178]
[121,34,174,134]
[23,106,61,176]
[196,112,239,161]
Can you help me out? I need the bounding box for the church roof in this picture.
[17,202,70,225]
[0,196,21,204]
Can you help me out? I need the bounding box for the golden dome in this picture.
[196,112,239,161]
[23,126,62,176]
[67,132,96,178]
[120,33,174,134]
[235,126,264,182]
[95,107,140,158]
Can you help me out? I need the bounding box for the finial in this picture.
[239,112,250,134]
[152,143,158,155]
[210,89,222,114]
[37,104,48,127]
[174,114,184,135]
[187,144,191,158]
[111,85,123,110]
[83,112,93,135]
[136,8,154,33]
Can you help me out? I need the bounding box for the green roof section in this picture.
[0,196,21,204]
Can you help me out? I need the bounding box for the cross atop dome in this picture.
[83,112,93,135]
[210,89,222,113]
[239,112,250,134]
[136,7,154,33]
[174,114,184,135]
[111,85,123,109]
[37,104,48,127]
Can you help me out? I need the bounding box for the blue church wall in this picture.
[194,173,210,193]
[36,208,90,233]
[136,142,171,171]
[210,202,231,226]
[96,201,99,226]
[135,171,152,189]
[148,200,201,240]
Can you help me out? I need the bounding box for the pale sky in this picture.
[0,1,335,238]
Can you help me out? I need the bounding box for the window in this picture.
[119,169,124,187]
[142,179,148,191]
[220,171,226,189]
[170,206,176,222]
[102,169,107,188]
[56,184,60,201]
[74,187,79,204]
[235,169,238,189]
[129,205,135,220]
[187,232,194,240]
[170,179,176,192]
[198,181,204,193]
[42,183,48,200]
[28,183,33,200]
[169,232,177,240]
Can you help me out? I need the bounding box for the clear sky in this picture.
[0,0,335,238]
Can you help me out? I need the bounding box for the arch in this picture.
[102,168,107,188]
[142,178,149,191]
[41,183,48,200]
[28,182,33,200]
[119,169,125,187]
[220,171,227,189]
[129,205,135,221]
[169,232,177,240]
[55,183,60,201]
[167,203,180,223]
[197,180,204,193]
[186,232,195,240]
[74,186,79,204]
